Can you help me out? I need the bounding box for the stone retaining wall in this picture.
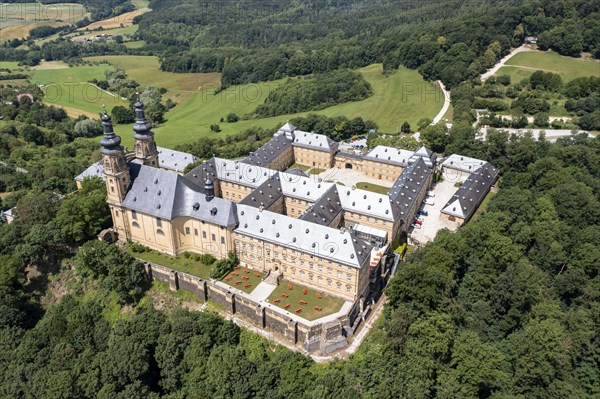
[142,262,353,354]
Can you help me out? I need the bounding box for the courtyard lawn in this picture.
[82,61,443,148]
[127,246,214,279]
[356,182,390,195]
[496,50,600,83]
[220,267,265,294]
[267,280,345,321]
[287,163,311,171]
[309,167,327,175]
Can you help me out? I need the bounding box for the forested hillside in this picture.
[2,0,598,89]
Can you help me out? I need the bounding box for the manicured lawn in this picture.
[288,163,311,171]
[497,50,600,83]
[220,267,264,294]
[127,246,214,279]
[356,182,390,194]
[83,61,442,148]
[309,167,327,175]
[267,280,345,321]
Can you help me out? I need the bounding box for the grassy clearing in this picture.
[267,280,345,321]
[84,55,221,99]
[124,40,145,49]
[221,267,265,294]
[497,50,600,83]
[114,63,442,148]
[30,64,128,118]
[0,61,23,71]
[356,182,390,194]
[128,246,214,280]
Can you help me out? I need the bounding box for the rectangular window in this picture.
[185,227,190,235]
[194,229,198,236]
[202,231,207,239]
[347,274,351,281]
[115,211,119,217]
[156,217,162,227]
[211,234,216,241]
[221,237,225,244]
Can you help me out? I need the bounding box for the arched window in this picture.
[132,221,140,228]
[157,229,164,236]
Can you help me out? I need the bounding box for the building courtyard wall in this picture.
[142,262,360,354]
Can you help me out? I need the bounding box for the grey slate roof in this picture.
[241,135,293,167]
[122,163,237,227]
[235,204,372,268]
[157,147,198,173]
[285,167,309,177]
[76,147,197,182]
[388,157,433,222]
[184,158,218,191]
[300,185,343,226]
[363,145,414,166]
[292,129,339,153]
[440,154,486,174]
[240,174,283,210]
[441,162,499,221]
[75,161,104,182]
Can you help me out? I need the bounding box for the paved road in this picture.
[480,44,533,81]
[431,80,450,125]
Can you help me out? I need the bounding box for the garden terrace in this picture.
[221,267,265,294]
[266,280,345,321]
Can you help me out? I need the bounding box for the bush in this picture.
[225,113,239,123]
[129,242,148,253]
[210,252,236,279]
[200,253,216,264]
[210,124,221,132]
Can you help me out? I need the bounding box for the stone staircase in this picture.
[264,269,282,285]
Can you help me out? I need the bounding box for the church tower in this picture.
[100,111,130,204]
[132,98,159,167]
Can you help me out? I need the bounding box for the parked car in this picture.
[423,199,435,206]
[427,191,435,197]
[414,219,423,226]
[418,210,429,216]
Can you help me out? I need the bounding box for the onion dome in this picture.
[132,98,154,140]
[100,111,123,155]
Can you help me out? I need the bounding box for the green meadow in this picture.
[496,50,600,83]
[109,63,443,148]
[30,64,128,118]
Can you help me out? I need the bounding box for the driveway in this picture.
[481,44,534,81]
